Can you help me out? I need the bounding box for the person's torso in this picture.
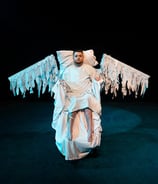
[62,64,95,93]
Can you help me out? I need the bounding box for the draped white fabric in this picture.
[51,79,102,160]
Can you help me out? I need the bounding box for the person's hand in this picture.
[95,75,101,81]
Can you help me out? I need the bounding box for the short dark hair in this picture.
[73,49,83,55]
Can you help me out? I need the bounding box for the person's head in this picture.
[73,50,84,66]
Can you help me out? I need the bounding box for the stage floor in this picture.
[1,99,158,184]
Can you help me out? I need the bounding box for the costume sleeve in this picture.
[85,64,100,79]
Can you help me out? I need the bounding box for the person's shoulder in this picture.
[83,63,94,68]
[64,63,74,70]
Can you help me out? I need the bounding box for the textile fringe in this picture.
[8,55,59,98]
[100,53,150,98]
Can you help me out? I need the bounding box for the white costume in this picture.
[8,49,150,161]
[52,64,102,160]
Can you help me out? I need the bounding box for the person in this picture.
[51,50,103,160]
[8,49,150,161]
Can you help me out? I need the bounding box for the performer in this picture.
[8,49,150,161]
[51,50,103,160]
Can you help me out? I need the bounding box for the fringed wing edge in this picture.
[99,53,151,98]
[8,54,59,98]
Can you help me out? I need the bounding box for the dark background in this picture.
[0,1,157,103]
[1,2,158,184]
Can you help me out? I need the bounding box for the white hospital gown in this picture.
[51,63,102,160]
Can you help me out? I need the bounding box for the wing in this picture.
[8,54,59,98]
[99,53,150,98]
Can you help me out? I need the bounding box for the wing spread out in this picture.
[8,54,59,98]
[100,53,150,98]
[8,51,151,99]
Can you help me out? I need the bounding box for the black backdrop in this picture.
[1,1,157,103]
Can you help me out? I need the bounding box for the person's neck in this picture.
[74,62,83,67]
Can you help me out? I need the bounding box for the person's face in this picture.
[73,52,84,65]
